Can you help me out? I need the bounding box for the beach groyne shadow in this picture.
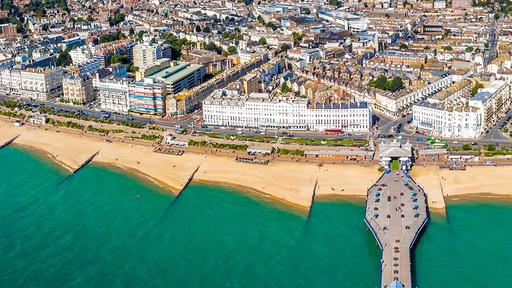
[160,165,200,221]
[57,151,100,187]
[303,179,318,234]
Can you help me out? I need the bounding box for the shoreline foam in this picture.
[2,118,512,211]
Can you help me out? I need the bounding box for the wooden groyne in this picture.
[365,171,429,288]
[306,179,318,220]
[72,150,100,174]
[166,165,201,210]
[0,135,19,149]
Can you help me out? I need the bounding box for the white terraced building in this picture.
[202,89,372,132]
[413,103,482,139]
[375,72,453,117]
[469,80,512,129]
[94,75,130,112]
[412,79,512,138]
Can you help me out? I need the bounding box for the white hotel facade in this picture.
[412,80,512,138]
[94,75,130,112]
[202,90,372,132]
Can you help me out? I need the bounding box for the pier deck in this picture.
[365,171,428,288]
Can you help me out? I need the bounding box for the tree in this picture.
[462,144,471,151]
[203,26,211,33]
[389,77,404,92]
[280,43,291,51]
[258,36,267,45]
[129,27,135,36]
[109,12,125,26]
[370,75,387,89]
[280,83,292,94]
[486,144,496,151]
[292,32,303,45]
[442,45,453,51]
[56,49,72,67]
[227,46,237,55]
[328,0,341,6]
[137,30,145,40]
[471,81,484,96]
[301,7,310,14]
[399,43,408,50]
[465,46,474,52]
[111,54,130,65]
[369,76,403,92]
[257,15,265,25]
[195,25,202,33]
[163,33,196,59]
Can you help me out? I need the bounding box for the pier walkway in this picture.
[365,171,428,288]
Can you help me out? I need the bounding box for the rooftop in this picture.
[471,80,507,103]
[147,62,203,85]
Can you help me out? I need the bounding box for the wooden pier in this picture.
[365,171,428,288]
[0,135,19,149]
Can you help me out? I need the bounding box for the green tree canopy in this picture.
[280,83,292,94]
[56,49,72,67]
[227,46,237,55]
[369,76,404,92]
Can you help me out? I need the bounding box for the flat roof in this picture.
[148,62,203,84]
[471,80,507,102]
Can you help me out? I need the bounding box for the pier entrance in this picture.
[365,171,428,288]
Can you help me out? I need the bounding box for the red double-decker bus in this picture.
[323,129,343,135]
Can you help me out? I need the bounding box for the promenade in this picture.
[365,171,428,288]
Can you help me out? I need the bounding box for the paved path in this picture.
[365,171,428,288]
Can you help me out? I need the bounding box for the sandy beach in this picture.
[2,118,511,211]
[0,118,381,209]
[411,165,512,210]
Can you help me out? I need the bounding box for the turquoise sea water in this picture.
[0,146,511,287]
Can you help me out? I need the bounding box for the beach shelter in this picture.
[415,212,420,217]
[376,191,381,196]
[373,212,379,218]
[412,191,417,196]
[413,203,419,209]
